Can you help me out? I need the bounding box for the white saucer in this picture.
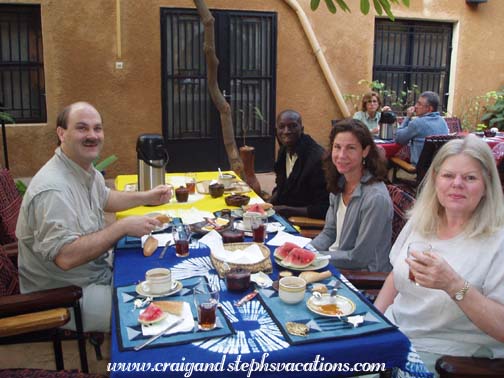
[135,280,183,298]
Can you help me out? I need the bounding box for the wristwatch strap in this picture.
[454,280,470,301]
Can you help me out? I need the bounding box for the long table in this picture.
[110,172,412,377]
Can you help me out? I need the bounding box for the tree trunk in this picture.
[193,0,244,178]
[239,146,261,195]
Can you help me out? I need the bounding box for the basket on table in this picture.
[210,242,272,278]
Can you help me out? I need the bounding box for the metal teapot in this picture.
[136,134,169,191]
[379,111,397,140]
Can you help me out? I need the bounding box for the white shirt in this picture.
[286,152,298,178]
[329,195,347,251]
[385,221,504,358]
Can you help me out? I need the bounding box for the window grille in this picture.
[0,4,46,123]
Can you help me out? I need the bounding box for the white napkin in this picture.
[200,230,265,264]
[266,230,312,247]
[169,208,214,224]
[140,302,194,336]
[141,233,174,247]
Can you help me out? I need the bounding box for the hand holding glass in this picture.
[407,241,431,284]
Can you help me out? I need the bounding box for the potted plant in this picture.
[481,88,504,131]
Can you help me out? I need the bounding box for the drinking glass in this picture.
[173,225,189,257]
[193,284,219,331]
[407,241,431,285]
[185,172,197,194]
[250,216,267,243]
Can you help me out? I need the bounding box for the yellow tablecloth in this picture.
[114,171,261,219]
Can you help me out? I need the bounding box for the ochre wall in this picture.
[2,0,503,178]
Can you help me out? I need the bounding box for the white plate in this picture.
[135,280,183,298]
[274,256,329,271]
[306,294,356,317]
[232,208,275,218]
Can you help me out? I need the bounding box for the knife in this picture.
[158,240,174,259]
[134,318,185,351]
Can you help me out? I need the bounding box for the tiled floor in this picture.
[1,172,276,374]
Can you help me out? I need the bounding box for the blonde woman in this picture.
[375,135,504,375]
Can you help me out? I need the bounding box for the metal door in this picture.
[161,9,277,172]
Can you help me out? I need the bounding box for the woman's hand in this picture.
[406,251,464,296]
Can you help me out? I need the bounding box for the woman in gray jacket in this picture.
[310,119,393,272]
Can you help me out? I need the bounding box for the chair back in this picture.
[0,169,22,244]
[387,184,416,244]
[415,134,463,185]
[0,244,19,296]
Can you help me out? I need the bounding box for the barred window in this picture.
[0,4,46,123]
[373,19,452,113]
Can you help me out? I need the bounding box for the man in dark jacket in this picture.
[269,109,329,219]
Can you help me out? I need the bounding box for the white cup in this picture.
[279,276,306,304]
[142,268,172,294]
[218,173,235,189]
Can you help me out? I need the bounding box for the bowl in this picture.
[225,194,250,207]
[219,173,236,189]
[209,183,225,198]
[175,186,189,202]
[225,268,251,292]
[279,276,306,304]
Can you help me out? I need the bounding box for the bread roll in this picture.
[143,236,158,257]
[298,270,332,284]
[155,214,171,224]
[155,301,184,316]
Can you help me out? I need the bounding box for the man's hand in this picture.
[406,106,415,118]
[118,216,162,237]
[144,185,172,206]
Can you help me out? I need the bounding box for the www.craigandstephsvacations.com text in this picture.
[107,353,386,377]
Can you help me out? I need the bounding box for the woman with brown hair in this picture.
[353,91,390,134]
[309,119,393,272]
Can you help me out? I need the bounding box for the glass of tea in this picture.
[193,284,219,331]
[173,225,189,257]
[185,172,197,194]
[250,216,267,243]
[407,241,431,285]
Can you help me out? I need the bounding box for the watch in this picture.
[454,281,470,301]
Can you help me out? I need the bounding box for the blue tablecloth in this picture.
[111,234,412,378]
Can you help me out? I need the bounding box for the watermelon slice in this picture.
[282,248,316,268]
[245,203,266,215]
[138,303,167,325]
[274,242,300,260]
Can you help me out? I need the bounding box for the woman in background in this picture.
[353,91,390,135]
[375,135,504,375]
[309,119,393,272]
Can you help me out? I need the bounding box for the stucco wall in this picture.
[2,0,503,178]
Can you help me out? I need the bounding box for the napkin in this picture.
[200,230,265,264]
[141,233,173,247]
[266,230,312,247]
[170,208,214,225]
[140,302,194,336]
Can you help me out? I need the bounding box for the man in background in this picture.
[16,102,171,332]
[269,109,329,220]
[395,91,449,165]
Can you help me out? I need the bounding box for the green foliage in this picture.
[0,112,15,124]
[93,154,118,172]
[481,88,504,131]
[311,0,410,20]
[238,106,266,147]
[15,180,27,196]
[460,89,504,132]
[344,79,420,115]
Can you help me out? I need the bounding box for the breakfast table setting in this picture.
[110,171,429,377]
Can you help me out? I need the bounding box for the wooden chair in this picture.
[287,216,325,238]
[0,245,88,372]
[0,168,105,363]
[389,134,463,188]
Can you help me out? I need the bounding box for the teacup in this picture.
[279,276,306,304]
[218,173,235,189]
[142,268,172,294]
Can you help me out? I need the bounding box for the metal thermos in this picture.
[136,134,169,191]
[379,111,397,140]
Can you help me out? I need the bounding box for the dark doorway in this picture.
[161,8,277,173]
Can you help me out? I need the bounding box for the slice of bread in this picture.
[155,301,184,316]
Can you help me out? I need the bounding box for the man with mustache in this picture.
[269,109,329,219]
[16,102,172,332]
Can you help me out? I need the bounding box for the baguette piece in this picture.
[298,270,332,284]
[155,301,184,316]
[143,236,158,257]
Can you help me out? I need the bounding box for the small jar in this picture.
[209,183,225,198]
[175,186,189,202]
[225,268,251,292]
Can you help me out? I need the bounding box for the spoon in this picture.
[218,167,223,178]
